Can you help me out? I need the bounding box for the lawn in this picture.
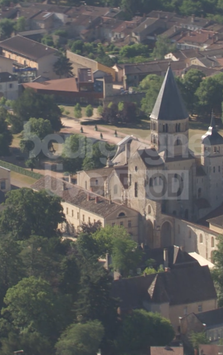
[11,171,38,186]
[12,133,22,148]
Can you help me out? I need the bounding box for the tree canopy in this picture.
[53,54,73,78]
[12,89,62,132]
[0,107,12,156]
[0,188,65,240]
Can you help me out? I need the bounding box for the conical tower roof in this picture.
[150,65,188,121]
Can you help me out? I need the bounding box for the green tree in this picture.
[195,76,223,115]
[116,309,174,354]
[41,34,54,47]
[20,118,54,161]
[177,69,205,113]
[53,54,73,78]
[140,75,163,116]
[97,105,103,115]
[211,235,223,305]
[85,104,93,117]
[152,36,176,60]
[0,188,65,240]
[12,89,62,132]
[0,19,14,38]
[74,103,82,118]
[0,276,71,351]
[70,40,84,54]
[14,16,26,32]
[56,320,104,355]
[190,331,210,350]
[62,134,85,173]
[0,107,12,156]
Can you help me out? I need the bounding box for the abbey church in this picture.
[76,65,223,258]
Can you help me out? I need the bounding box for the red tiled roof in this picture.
[23,77,78,92]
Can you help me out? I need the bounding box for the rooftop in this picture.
[31,175,135,218]
[150,65,188,121]
[196,308,223,328]
[23,77,77,92]
[78,68,93,83]
[0,35,58,61]
[0,72,17,82]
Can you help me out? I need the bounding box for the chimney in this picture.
[163,248,168,268]
[95,196,99,204]
[125,142,130,165]
[68,175,72,183]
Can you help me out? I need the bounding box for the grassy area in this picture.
[11,171,38,186]
[12,133,22,148]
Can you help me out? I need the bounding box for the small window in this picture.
[114,184,118,195]
[148,205,151,214]
[219,166,221,172]
[199,234,203,243]
[198,305,202,312]
[66,207,68,215]
[211,236,215,248]
[72,210,74,217]
[88,217,90,223]
[95,179,98,186]
[213,167,215,173]
[135,166,138,172]
[9,83,13,89]
[128,220,131,228]
[134,182,138,197]
[85,181,87,189]
[0,180,5,190]
[214,146,217,153]
[77,212,80,219]
[112,222,115,227]
[82,215,85,222]
[120,221,123,226]
[149,178,153,187]
[118,212,125,217]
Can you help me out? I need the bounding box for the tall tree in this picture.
[211,234,223,305]
[152,36,176,60]
[116,309,174,354]
[0,188,65,240]
[0,107,12,156]
[53,54,73,78]
[55,320,104,355]
[12,89,62,132]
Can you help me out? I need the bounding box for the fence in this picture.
[0,160,42,180]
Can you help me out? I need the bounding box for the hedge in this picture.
[0,160,42,180]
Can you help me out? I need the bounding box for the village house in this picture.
[31,175,140,239]
[0,166,10,193]
[0,35,59,81]
[111,259,217,330]
[180,308,223,344]
[0,72,18,100]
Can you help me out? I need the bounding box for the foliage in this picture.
[85,104,93,117]
[0,188,65,240]
[74,103,82,118]
[14,16,26,32]
[55,320,104,355]
[92,225,142,276]
[211,235,223,305]
[140,75,163,116]
[120,43,149,58]
[78,221,102,235]
[189,331,210,349]
[62,134,116,173]
[54,29,68,37]
[41,34,54,47]
[12,89,62,132]
[152,36,176,60]
[0,276,71,351]
[97,105,104,115]
[53,54,73,78]
[20,117,54,160]
[0,19,14,38]
[0,107,12,156]
[116,309,174,354]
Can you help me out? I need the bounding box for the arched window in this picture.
[118,212,126,217]
[211,236,215,248]
[148,205,151,214]
[199,234,203,243]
